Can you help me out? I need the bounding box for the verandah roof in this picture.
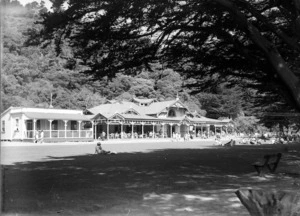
[24,112,92,121]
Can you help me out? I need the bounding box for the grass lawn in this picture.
[1,141,300,216]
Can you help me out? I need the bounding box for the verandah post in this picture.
[131,122,134,138]
[142,122,144,138]
[78,121,81,138]
[49,120,53,138]
[107,121,109,140]
[64,120,68,138]
[152,123,155,138]
[33,119,36,139]
[120,122,123,139]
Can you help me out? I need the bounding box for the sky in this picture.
[19,0,52,10]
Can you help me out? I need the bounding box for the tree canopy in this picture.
[1,1,211,115]
[3,0,300,133]
[37,0,300,112]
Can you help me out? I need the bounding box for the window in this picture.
[36,120,41,130]
[26,120,33,130]
[1,120,5,132]
[125,110,139,115]
[83,121,92,129]
[52,120,58,130]
[16,119,19,127]
[168,109,176,117]
[186,113,194,118]
[71,121,77,130]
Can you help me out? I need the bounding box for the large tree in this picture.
[37,0,300,111]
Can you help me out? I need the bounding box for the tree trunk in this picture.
[214,0,300,111]
[236,189,300,216]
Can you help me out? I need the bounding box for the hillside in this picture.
[1,0,246,120]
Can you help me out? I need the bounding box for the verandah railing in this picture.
[25,130,93,139]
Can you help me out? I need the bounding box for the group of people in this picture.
[171,132,194,141]
[34,130,44,143]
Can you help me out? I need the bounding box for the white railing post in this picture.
[33,119,36,137]
[207,124,210,137]
[131,122,134,138]
[141,122,145,138]
[91,121,95,139]
[120,122,124,139]
[107,121,110,140]
[170,123,173,138]
[64,120,68,138]
[49,120,53,138]
[78,121,81,138]
[152,123,156,138]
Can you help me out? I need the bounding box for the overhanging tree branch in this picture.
[214,0,300,111]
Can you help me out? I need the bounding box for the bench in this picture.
[252,153,282,175]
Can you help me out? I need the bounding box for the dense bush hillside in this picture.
[1,0,246,120]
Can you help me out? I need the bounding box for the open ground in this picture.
[1,140,300,216]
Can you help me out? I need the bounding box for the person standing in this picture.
[101,131,106,140]
[34,130,39,143]
[39,130,44,143]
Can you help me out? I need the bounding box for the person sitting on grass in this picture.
[224,139,236,147]
[95,142,116,155]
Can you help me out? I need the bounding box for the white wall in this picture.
[11,113,25,140]
[1,112,12,140]
[1,107,86,141]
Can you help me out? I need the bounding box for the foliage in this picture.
[1,1,202,112]
[233,116,266,134]
[37,0,300,112]
[1,0,107,111]
[196,85,245,119]
[0,0,272,133]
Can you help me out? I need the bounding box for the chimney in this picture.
[49,93,53,108]
[82,105,88,114]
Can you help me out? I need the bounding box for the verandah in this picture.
[93,119,227,140]
[24,119,93,140]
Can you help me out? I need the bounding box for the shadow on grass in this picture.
[2,144,300,216]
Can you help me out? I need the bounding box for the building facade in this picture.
[1,97,233,142]
[1,107,93,142]
[89,97,233,140]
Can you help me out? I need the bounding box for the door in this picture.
[26,120,33,138]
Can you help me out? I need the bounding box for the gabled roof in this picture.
[88,98,229,124]
[121,113,159,121]
[191,116,225,124]
[145,99,188,115]
[89,103,142,116]
[89,99,190,118]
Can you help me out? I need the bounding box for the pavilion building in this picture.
[1,97,232,142]
[89,97,232,140]
[1,107,94,142]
